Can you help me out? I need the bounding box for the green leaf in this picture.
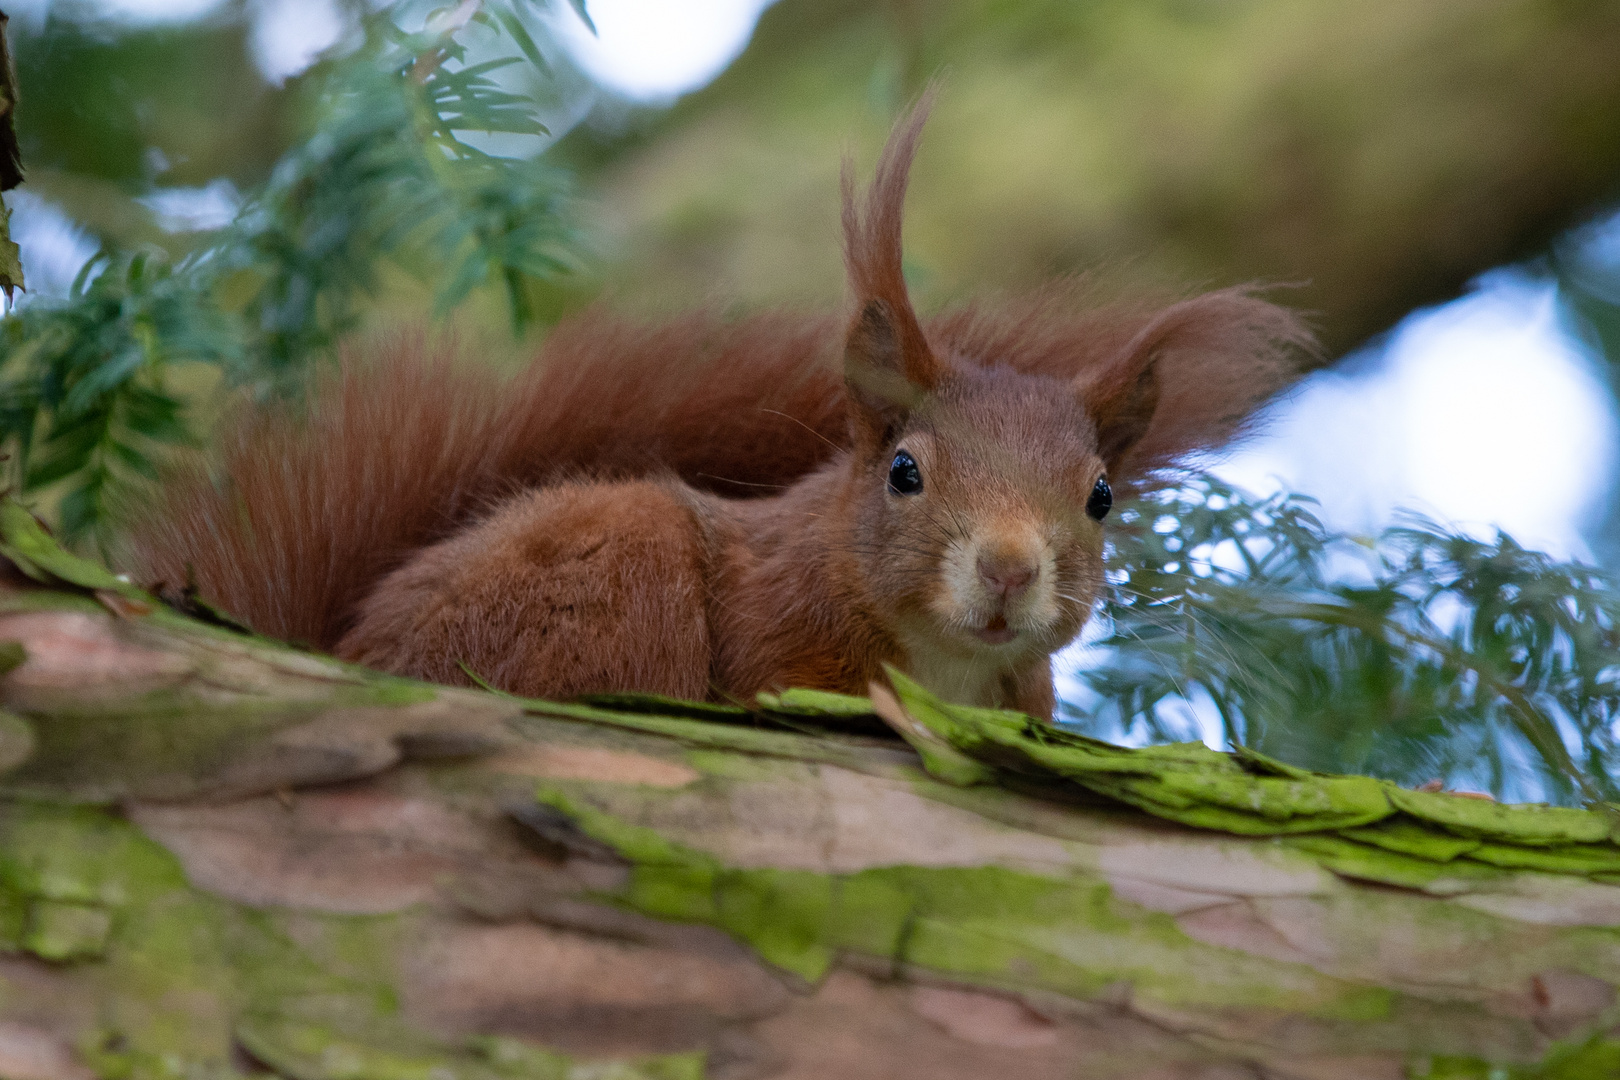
[60,343,144,418]
[0,498,144,598]
[25,426,103,488]
[491,2,552,76]
[120,386,192,444]
[106,439,159,481]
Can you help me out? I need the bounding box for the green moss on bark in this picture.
[536,785,1394,1018]
[0,802,709,1080]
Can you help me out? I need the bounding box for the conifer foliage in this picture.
[0,0,579,543]
[1088,479,1620,805]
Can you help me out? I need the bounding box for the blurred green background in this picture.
[18,0,1620,341]
[10,0,1620,800]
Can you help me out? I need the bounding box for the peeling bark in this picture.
[0,511,1619,1078]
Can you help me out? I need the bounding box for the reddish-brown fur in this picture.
[123,101,1314,714]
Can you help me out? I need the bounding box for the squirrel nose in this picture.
[976,554,1037,600]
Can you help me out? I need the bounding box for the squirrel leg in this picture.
[336,479,714,700]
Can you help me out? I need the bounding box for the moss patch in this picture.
[513,700,901,776]
[872,668,1620,888]
[235,1020,706,1080]
[537,786,1392,1018]
[0,801,710,1080]
[1412,1036,1620,1079]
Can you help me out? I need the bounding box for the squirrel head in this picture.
[839,301,1164,670]
[837,94,1309,675]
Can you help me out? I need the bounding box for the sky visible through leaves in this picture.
[11,0,1618,561]
[9,0,1620,803]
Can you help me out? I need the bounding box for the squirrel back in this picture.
[124,310,847,648]
[122,103,1314,698]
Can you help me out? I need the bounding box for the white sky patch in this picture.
[7,191,99,302]
[249,0,346,83]
[138,178,243,232]
[87,0,227,22]
[550,0,776,102]
[1217,272,1618,562]
[62,0,779,95]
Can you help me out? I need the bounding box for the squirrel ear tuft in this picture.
[1076,288,1315,479]
[841,89,942,431]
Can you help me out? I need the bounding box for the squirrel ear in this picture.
[1081,317,1171,472]
[845,299,926,443]
[1079,288,1315,477]
[1087,356,1162,471]
[840,90,943,448]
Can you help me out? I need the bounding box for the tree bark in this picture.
[1,510,1620,1079]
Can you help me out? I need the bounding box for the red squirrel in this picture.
[124,102,1313,718]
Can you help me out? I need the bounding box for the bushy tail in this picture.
[122,89,1316,657]
[122,284,1311,651]
[120,309,846,649]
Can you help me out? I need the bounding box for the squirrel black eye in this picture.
[888,450,923,496]
[1086,476,1112,521]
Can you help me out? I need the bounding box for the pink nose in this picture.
[977,555,1037,599]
